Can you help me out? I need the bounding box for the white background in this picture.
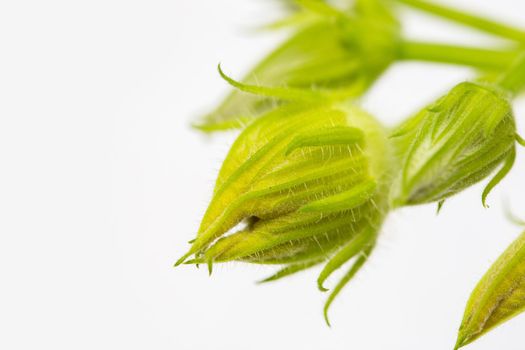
[1,0,525,349]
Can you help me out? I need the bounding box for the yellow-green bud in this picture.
[391,82,517,207]
[178,102,394,323]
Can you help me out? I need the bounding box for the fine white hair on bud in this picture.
[390,81,517,207]
[177,102,394,323]
[177,0,525,341]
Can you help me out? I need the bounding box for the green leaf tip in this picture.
[481,147,516,208]
[174,251,193,267]
[323,249,371,328]
[436,200,445,214]
[207,261,213,276]
[323,305,332,328]
[318,282,329,293]
[257,260,324,284]
[316,229,375,293]
[456,229,525,348]
[454,335,467,350]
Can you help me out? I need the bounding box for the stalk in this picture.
[399,41,517,69]
[395,0,525,43]
[497,52,525,96]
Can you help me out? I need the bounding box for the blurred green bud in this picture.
[196,0,400,131]
[391,82,518,207]
[178,102,394,323]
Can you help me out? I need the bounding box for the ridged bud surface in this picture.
[178,102,394,321]
[391,82,517,206]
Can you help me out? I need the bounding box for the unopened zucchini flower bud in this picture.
[177,101,394,323]
[390,81,518,207]
[390,50,525,208]
[196,0,400,131]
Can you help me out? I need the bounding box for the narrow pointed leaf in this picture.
[324,246,373,326]
[456,230,525,349]
[257,259,324,284]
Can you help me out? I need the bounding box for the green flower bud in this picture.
[455,226,525,349]
[196,1,400,131]
[391,81,517,207]
[178,102,394,323]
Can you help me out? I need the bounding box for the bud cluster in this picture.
[179,0,525,342]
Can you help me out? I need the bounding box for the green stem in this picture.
[395,0,525,43]
[497,52,525,96]
[399,41,517,69]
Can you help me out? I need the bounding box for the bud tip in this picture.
[174,252,191,267]
[317,279,329,292]
[323,306,332,328]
